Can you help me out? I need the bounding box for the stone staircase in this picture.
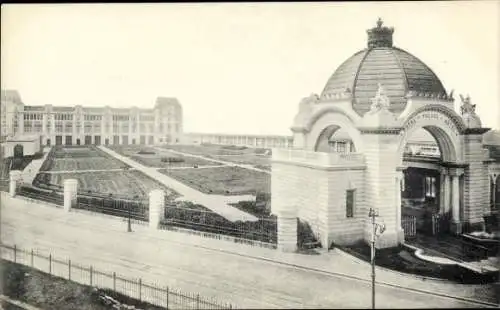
[21,147,52,185]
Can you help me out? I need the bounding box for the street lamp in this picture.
[368,208,385,310]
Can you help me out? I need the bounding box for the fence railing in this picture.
[402,215,417,239]
[163,206,277,245]
[0,243,234,310]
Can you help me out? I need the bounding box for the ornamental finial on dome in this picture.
[376,17,383,28]
[367,18,394,48]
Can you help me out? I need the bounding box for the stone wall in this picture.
[327,168,366,245]
[271,150,366,248]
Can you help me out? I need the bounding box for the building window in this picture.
[425,176,436,198]
[346,189,355,218]
[336,142,347,153]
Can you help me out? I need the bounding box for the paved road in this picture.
[98,146,257,222]
[1,196,495,309]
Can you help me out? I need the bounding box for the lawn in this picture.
[158,166,270,196]
[0,259,165,310]
[161,144,272,168]
[34,170,179,200]
[163,144,271,156]
[41,146,126,171]
[107,145,221,168]
[338,241,499,284]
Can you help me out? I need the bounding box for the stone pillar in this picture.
[395,169,404,243]
[277,209,298,253]
[63,179,78,211]
[450,169,464,234]
[149,189,165,229]
[440,168,451,215]
[492,174,498,211]
[292,130,307,150]
[462,133,489,231]
[361,132,400,249]
[9,170,22,197]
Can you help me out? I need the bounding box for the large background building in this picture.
[1,90,183,146]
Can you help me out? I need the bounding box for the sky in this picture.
[1,2,499,135]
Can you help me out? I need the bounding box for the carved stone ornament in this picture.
[459,94,476,115]
[368,83,391,113]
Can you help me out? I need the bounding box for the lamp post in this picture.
[368,208,385,309]
[127,200,133,232]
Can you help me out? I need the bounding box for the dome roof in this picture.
[320,19,447,115]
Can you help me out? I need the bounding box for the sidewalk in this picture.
[98,146,257,222]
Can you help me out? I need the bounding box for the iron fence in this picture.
[15,184,150,223]
[76,195,149,222]
[1,243,233,310]
[402,215,417,239]
[162,205,277,245]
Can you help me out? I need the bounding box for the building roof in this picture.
[484,129,500,145]
[485,145,500,161]
[320,19,447,116]
[1,90,23,104]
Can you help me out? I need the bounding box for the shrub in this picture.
[221,145,247,151]
[137,150,156,155]
[160,157,184,163]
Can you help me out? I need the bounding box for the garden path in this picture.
[21,147,52,184]
[98,146,258,222]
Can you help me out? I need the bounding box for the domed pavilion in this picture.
[271,18,493,252]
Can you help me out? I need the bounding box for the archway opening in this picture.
[400,125,458,238]
[314,125,357,153]
[13,144,24,158]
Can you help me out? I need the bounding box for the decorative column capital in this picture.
[449,168,465,177]
[440,167,449,176]
[491,173,498,184]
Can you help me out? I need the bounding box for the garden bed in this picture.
[338,241,498,284]
[33,170,179,200]
[0,259,165,310]
[158,166,270,196]
[40,146,127,171]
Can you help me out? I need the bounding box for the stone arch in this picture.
[13,144,23,158]
[305,109,364,153]
[396,105,465,166]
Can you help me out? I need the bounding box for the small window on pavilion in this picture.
[346,189,355,218]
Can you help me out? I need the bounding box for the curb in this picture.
[0,294,41,310]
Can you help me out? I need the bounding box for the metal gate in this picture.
[402,215,417,239]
